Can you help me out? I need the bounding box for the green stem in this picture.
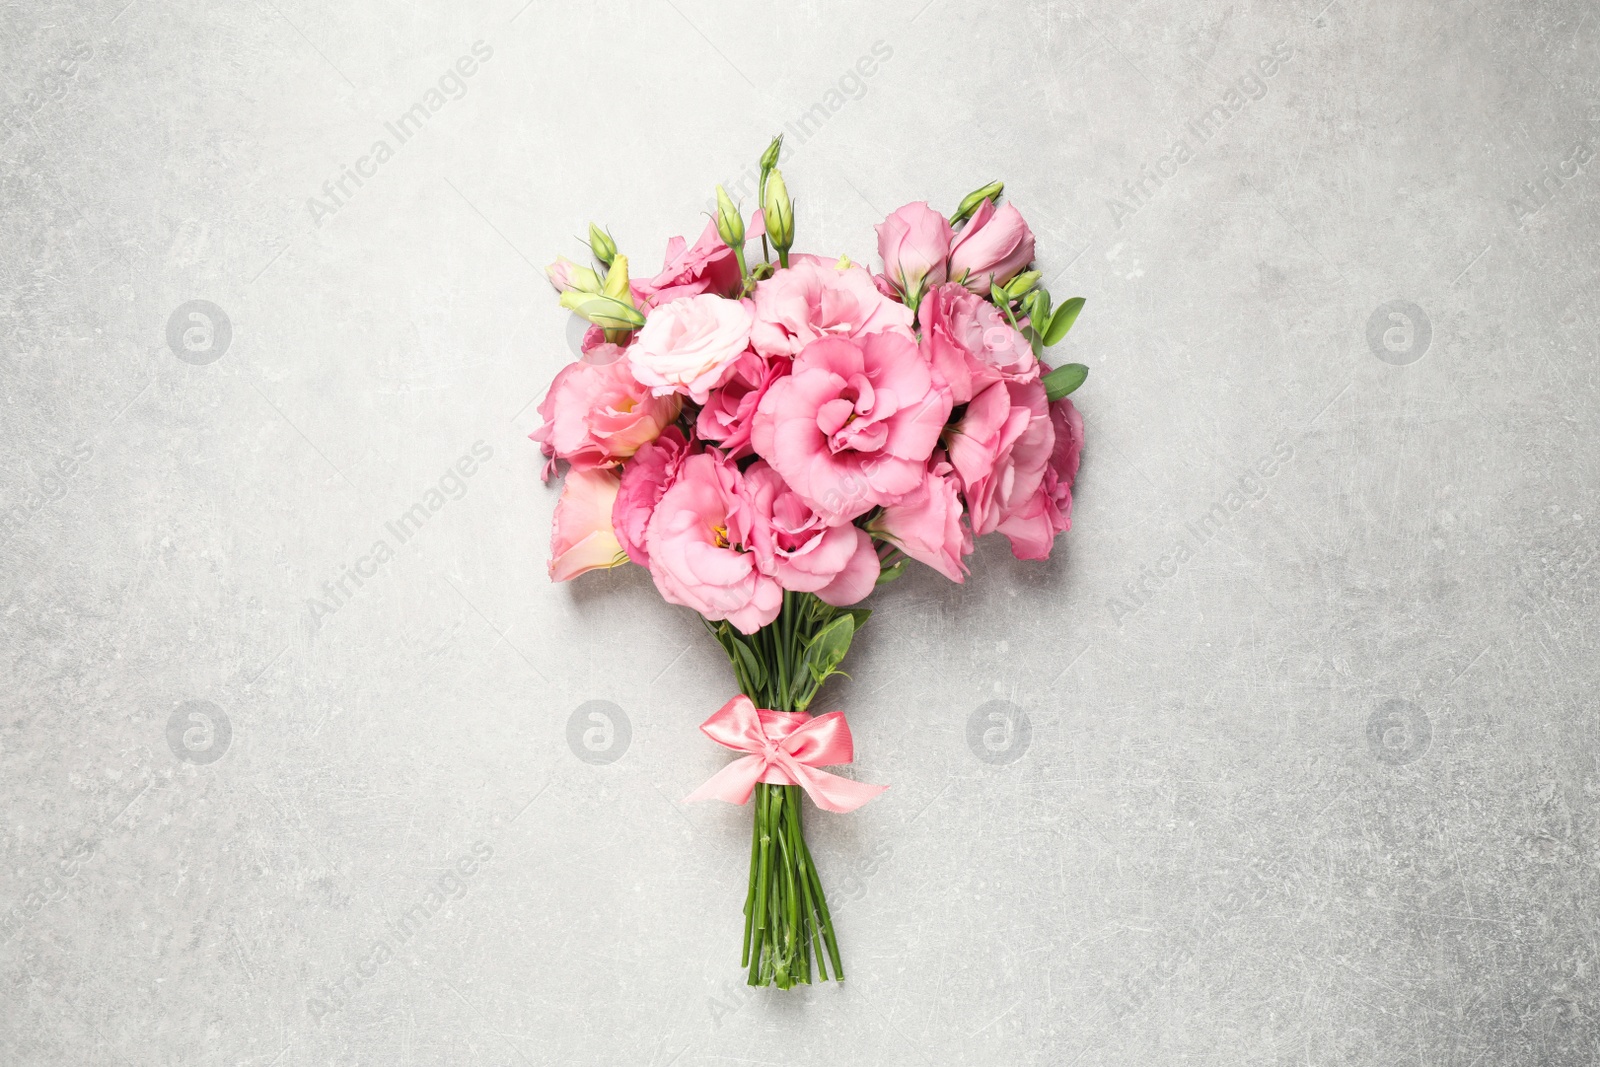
[730,594,847,987]
[768,786,789,987]
[741,784,760,968]
[801,826,843,980]
[785,785,822,982]
[749,784,771,986]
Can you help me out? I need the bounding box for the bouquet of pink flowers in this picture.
[536,136,1087,988]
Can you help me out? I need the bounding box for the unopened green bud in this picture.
[601,254,632,301]
[952,180,1004,224]
[714,184,745,249]
[1004,270,1042,300]
[587,223,617,268]
[545,256,601,295]
[763,169,794,251]
[1022,289,1050,324]
[1020,290,1052,351]
[559,290,645,331]
[759,134,784,175]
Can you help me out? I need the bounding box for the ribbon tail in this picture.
[787,761,888,814]
[684,754,766,806]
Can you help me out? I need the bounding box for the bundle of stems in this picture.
[704,590,870,987]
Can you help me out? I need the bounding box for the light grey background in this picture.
[3,0,1597,1063]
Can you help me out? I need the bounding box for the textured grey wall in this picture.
[3,0,1597,1064]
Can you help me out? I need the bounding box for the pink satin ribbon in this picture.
[684,695,887,814]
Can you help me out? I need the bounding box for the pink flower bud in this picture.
[948,199,1035,292]
[874,201,952,298]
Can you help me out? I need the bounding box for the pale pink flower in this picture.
[743,462,879,605]
[875,201,952,297]
[748,258,914,358]
[550,468,627,581]
[752,332,952,522]
[948,199,1035,292]
[645,452,783,634]
[628,294,754,403]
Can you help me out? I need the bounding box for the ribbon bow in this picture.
[684,695,887,814]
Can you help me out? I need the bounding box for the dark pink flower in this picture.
[946,379,1053,538]
[696,351,790,460]
[633,219,742,308]
[611,427,690,568]
[996,397,1084,559]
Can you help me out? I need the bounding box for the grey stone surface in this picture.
[2,0,1597,1063]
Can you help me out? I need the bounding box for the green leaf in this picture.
[1041,363,1089,402]
[843,608,872,632]
[1043,296,1085,346]
[1020,290,1051,356]
[729,636,766,692]
[875,559,907,586]
[802,615,855,684]
[705,619,736,657]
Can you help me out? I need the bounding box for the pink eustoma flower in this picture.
[946,379,1053,538]
[948,198,1035,292]
[550,468,627,581]
[645,452,783,634]
[627,294,754,403]
[918,282,1040,404]
[867,455,972,582]
[996,397,1084,559]
[752,331,953,522]
[748,258,914,359]
[611,427,691,568]
[744,462,880,605]
[875,201,952,299]
[696,351,790,460]
[632,219,742,307]
[532,355,680,472]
